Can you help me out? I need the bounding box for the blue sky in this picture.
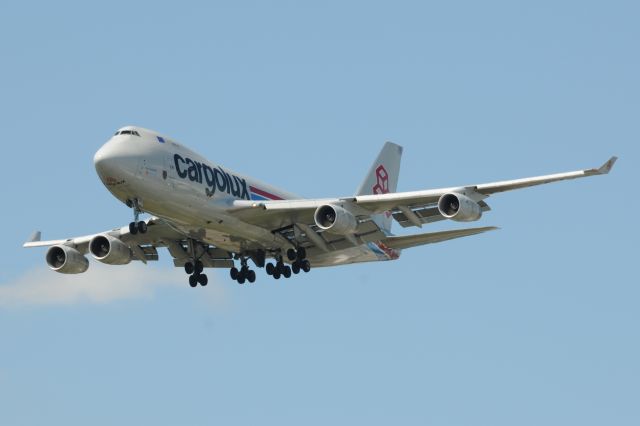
[1,1,638,425]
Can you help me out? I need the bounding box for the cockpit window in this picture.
[114,130,141,136]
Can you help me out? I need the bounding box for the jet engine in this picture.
[437,193,483,222]
[89,234,132,265]
[314,204,359,235]
[46,245,89,274]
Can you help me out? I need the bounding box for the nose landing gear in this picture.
[126,198,147,235]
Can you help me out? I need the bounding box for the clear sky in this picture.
[1,1,638,425]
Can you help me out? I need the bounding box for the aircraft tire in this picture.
[137,221,147,234]
[185,262,195,275]
[301,260,311,273]
[230,267,239,280]
[283,266,292,278]
[266,263,275,275]
[247,270,256,283]
[129,222,138,235]
[195,260,204,274]
[292,262,301,274]
[189,275,198,287]
[297,247,307,260]
[286,249,297,261]
[198,274,208,286]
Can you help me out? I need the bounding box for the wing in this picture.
[380,226,498,250]
[229,156,617,237]
[23,217,234,269]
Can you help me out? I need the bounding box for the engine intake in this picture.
[89,235,132,265]
[438,193,482,222]
[46,245,89,274]
[314,204,358,235]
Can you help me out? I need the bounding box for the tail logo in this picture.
[372,165,389,195]
[372,165,392,217]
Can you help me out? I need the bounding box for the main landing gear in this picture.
[184,260,209,287]
[229,257,256,285]
[126,198,147,235]
[182,239,208,287]
[265,248,311,280]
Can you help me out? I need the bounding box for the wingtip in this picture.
[27,231,42,243]
[597,156,618,174]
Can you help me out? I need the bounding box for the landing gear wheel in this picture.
[283,265,292,279]
[237,276,246,285]
[240,265,249,279]
[230,267,239,280]
[189,275,198,287]
[286,249,297,261]
[273,271,281,280]
[198,274,208,286]
[129,222,138,235]
[184,262,195,274]
[297,247,307,260]
[301,260,311,273]
[194,260,204,274]
[137,221,147,234]
[292,262,301,274]
[266,263,275,275]
[247,270,256,283]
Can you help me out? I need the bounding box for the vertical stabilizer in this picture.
[355,142,403,234]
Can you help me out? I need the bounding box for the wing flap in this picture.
[381,226,498,250]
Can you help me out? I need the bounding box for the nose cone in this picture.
[94,138,140,187]
[94,140,120,180]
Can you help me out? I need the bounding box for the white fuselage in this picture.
[93,127,398,267]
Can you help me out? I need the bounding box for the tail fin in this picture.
[355,142,403,234]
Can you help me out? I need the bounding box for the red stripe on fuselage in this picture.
[249,186,284,200]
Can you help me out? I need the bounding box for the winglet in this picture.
[27,231,42,243]
[23,231,66,248]
[597,156,618,175]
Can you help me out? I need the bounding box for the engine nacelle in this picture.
[46,245,89,274]
[314,204,359,235]
[438,193,483,222]
[89,234,132,265]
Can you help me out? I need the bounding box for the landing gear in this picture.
[231,258,256,285]
[184,259,208,288]
[127,198,147,235]
[289,247,311,276]
[226,248,311,284]
[187,270,208,287]
[286,247,307,262]
[265,257,300,280]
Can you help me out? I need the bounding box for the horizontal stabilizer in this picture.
[381,226,498,250]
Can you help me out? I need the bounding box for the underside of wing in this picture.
[381,226,498,250]
[23,217,235,269]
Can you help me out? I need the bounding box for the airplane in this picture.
[24,126,617,287]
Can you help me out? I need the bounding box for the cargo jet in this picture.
[24,126,617,287]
